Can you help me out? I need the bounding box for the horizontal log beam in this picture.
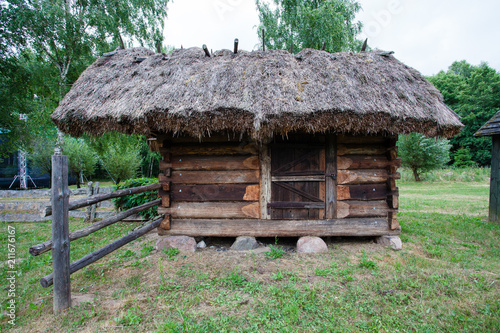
[163,143,258,156]
[337,200,390,218]
[170,184,259,201]
[158,201,260,219]
[159,170,259,184]
[159,218,400,237]
[337,155,401,170]
[337,144,387,156]
[337,184,388,200]
[30,199,161,256]
[272,175,325,182]
[337,169,400,185]
[160,155,259,171]
[267,202,324,209]
[40,217,163,288]
[41,183,161,217]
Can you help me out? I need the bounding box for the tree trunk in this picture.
[412,167,421,181]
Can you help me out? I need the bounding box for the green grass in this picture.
[1,172,499,332]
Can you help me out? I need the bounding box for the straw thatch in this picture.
[52,47,462,139]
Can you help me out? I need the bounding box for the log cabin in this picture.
[52,47,463,238]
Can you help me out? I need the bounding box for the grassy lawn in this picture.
[1,175,499,332]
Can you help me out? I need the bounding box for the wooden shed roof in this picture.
[52,47,463,140]
[475,111,500,137]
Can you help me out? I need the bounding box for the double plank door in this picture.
[268,135,336,220]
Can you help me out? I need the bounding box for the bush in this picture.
[113,177,158,219]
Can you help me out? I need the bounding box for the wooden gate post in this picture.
[51,155,71,312]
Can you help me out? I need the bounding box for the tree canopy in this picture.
[398,133,451,181]
[256,0,363,52]
[0,0,169,157]
[428,61,500,166]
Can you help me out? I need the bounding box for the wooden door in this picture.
[269,144,326,219]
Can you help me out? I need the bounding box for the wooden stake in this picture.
[321,42,326,51]
[360,38,368,52]
[234,38,239,54]
[202,44,210,57]
[51,155,71,312]
[262,29,265,51]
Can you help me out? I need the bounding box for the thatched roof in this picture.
[52,47,462,139]
[475,111,500,137]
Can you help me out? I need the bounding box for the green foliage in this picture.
[398,133,451,181]
[265,244,285,259]
[428,61,500,165]
[1,0,170,156]
[113,177,158,218]
[453,147,476,168]
[93,133,143,183]
[163,247,180,259]
[63,136,98,186]
[256,0,363,53]
[29,135,56,175]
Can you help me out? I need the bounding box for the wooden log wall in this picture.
[336,134,400,230]
[155,135,261,234]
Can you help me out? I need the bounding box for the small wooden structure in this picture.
[475,110,500,222]
[52,47,463,238]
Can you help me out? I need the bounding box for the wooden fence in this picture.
[30,155,162,313]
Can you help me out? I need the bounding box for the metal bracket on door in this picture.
[325,173,336,180]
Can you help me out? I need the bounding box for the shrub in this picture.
[113,177,158,218]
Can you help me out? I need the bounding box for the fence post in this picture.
[90,182,99,221]
[52,155,71,313]
[86,182,93,222]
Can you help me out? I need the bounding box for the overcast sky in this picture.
[163,0,500,76]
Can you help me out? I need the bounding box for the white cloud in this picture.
[164,0,500,75]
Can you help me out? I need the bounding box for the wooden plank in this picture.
[490,135,500,223]
[337,135,387,144]
[268,202,324,209]
[170,184,259,201]
[159,170,259,184]
[165,143,258,156]
[337,144,387,156]
[272,182,323,202]
[158,202,260,219]
[162,218,400,237]
[337,169,395,185]
[325,134,337,219]
[272,175,324,182]
[337,184,388,201]
[337,155,401,170]
[337,200,390,218]
[260,143,272,220]
[51,155,71,312]
[159,155,259,171]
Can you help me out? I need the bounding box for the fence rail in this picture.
[31,155,161,313]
